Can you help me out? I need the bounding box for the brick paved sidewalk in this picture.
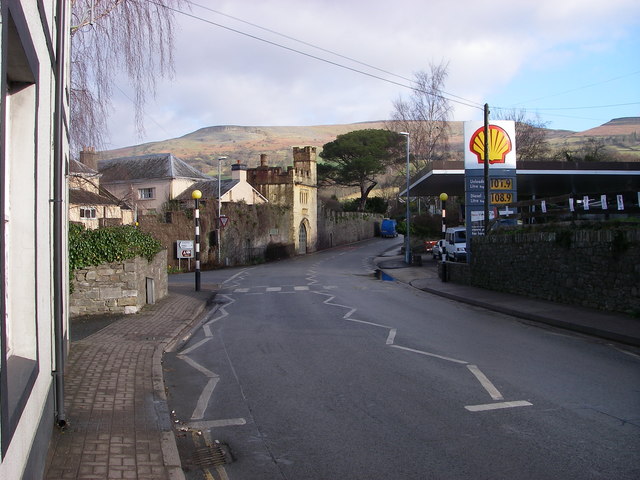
[45,283,216,480]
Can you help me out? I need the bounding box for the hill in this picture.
[100,118,640,174]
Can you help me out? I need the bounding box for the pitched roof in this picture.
[69,189,120,206]
[70,159,99,175]
[98,153,210,183]
[174,179,239,201]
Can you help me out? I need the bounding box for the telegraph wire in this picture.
[185,0,483,109]
[148,0,484,111]
[507,70,640,107]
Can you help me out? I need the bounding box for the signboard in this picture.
[464,120,517,260]
[218,215,229,228]
[464,121,517,170]
[176,240,194,259]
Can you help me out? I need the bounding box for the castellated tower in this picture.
[246,146,318,254]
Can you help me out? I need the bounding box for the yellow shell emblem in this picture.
[469,125,512,165]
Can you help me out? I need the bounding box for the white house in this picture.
[175,160,268,205]
[1,1,71,479]
[97,152,211,215]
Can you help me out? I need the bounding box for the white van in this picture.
[444,227,467,262]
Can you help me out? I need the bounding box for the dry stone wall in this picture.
[70,251,167,317]
[461,228,640,315]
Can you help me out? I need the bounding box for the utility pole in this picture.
[483,103,490,235]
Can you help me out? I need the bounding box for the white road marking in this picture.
[179,337,211,356]
[191,377,220,420]
[186,418,247,429]
[386,328,397,345]
[266,287,281,292]
[390,345,468,365]
[234,288,249,293]
[467,364,504,401]
[178,353,216,377]
[465,401,533,412]
[294,286,309,291]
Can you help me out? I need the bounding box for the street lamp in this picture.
[439,192,448,239]
[191,189,202,291]
[399,132,411,264]
[217,156,227,263]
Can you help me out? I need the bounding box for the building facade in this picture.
[1,1,70,478]
[69,156,135,229]
[247,146,318,254]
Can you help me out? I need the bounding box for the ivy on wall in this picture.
[69,224,163,283]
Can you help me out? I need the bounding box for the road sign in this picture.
[219,215,229,228]
[176,240,194,259]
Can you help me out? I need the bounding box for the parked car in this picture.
[432,239,446,260]
[424,240,437,253]
[380,218,398,238]
[444,227,467,262]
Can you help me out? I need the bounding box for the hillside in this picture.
[100,118,640,174]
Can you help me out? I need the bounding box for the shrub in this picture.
[69,224,163,289]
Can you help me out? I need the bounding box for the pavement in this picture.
[44,255,640,479]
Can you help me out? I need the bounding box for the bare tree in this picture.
[70,0,187,156]
[387,62,452,173]
[494,108,551,161]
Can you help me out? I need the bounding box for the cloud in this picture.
[105,0,640,148]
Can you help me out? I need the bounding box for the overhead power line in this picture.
[148,0,484,111]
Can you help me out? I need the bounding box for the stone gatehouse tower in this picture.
[246,146,318,254]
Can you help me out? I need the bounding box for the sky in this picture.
[104,0,640,150]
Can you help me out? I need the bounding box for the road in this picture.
[165,238,640,479]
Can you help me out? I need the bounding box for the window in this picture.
[80,206,97,218]
[138,187,155,200]
[299,189,309,204]
[2,8,40,455]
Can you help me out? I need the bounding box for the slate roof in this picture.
[70,159,99,175]
[98,153,210,183]
[69,189,120,206]
[174,179,239,201]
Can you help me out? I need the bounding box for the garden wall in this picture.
[69,251,167,317]
[138,202,382,270]
[462,228,640,315]
[316,206,383,250]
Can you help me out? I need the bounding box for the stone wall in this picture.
[138,202,382,269]
[70,251,168,317]
[316,206,383,250]
[465,228,640,315]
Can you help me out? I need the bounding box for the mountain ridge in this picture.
[101,118,640,175]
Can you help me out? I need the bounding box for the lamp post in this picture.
[191,189,202,291]
[439,192,448,238]
[217,156,227,263]
[399,132,411,264]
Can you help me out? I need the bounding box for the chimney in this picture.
[231,159,247,182]
[79,146,98,170]
[260,154,268,167]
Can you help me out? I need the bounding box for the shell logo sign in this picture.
[464,121,516,169]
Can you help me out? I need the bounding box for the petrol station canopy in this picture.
[402,161,640,199]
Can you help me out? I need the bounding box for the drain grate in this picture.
[191,441,232,467]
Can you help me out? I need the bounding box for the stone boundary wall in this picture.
[138,203,382,268]
[70,251,168,317]
[316,207,383,250]
[464,229,640,315]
